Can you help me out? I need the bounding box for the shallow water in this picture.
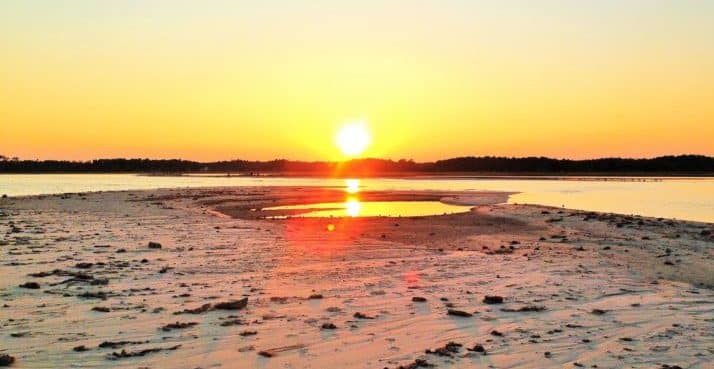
[1,174,713,222]
[265,200,471,218]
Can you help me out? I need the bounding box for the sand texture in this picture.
[1,187,713,369]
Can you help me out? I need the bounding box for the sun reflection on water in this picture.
[345,179,360,194]
[345,197,362,217]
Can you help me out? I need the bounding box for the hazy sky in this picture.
[2,1,713,161]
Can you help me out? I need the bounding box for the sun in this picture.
[336,121,371,156]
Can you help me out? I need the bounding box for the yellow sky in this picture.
[1,1,713,161]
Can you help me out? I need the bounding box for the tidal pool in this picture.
[263,200,472,218]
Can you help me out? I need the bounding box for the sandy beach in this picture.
[1,187,712,369]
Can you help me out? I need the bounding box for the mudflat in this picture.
[1,187,712,369]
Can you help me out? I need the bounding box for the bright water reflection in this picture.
[1,174,712,222]
[265,200,471,218]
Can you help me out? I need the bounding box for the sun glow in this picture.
[336,122,371,157]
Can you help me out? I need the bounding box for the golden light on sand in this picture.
[336,122,371,156]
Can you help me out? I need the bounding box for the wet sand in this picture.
[1,187,713,369]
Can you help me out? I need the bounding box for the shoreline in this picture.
[1,187,712,368]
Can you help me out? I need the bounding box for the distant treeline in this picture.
[0,155,713,175]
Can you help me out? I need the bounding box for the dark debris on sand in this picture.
[394,359,434,369]
[425,341,462,357]
[0,355,15,367]
[161,322,198,332]
[108,345,181,360]
[99,340,150,349]
[501,305,546,312]
[214,298,248,310]
[447,309,473,317]
[482,295,504,304]
[18,282,40,289]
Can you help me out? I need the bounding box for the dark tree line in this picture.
[0,155,712,175]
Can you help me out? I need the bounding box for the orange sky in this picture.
[1,1,713,161]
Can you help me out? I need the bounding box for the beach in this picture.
[1,187,712,369]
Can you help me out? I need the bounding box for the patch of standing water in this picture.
[263,200,472,218]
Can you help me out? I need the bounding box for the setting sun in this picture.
[336,122,371,157]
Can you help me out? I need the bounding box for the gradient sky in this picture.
[1,1,713,161]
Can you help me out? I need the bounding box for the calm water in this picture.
[265,200,472,218]
[0,174,712,223]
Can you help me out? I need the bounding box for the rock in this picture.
[412,296,427,302]
[239,330,257,336]
[308,294,323,300]
[501,305,546,312]
[591,309,607,315]
[175,303,211,315]
[214,298,248,310]
[75,263,93,269]
[544,351,552,358]
[490,330,503,336]
[91,306,111,313]
[220,319,244,327]
[426,342,462,357]
[396,358,433,369]
[148,242,162,249]
[108,345,181,360]
[160,322,198,331]
[73,345,89,352]
[321,323,337,330]
[77,291,108,300]
[483,295,504,304]
[258,351,274,358]
[19,282,40,289]
[353,312,374,319]
[467,344,486,353]
[0,354,15,366]
[447,309,473,317]
[98,340,149,349]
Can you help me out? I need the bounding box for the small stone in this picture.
[447,309,473,317]
[19,282,40,289]
[0,354,15,366]
[412,296,427,302]
[321,323,337,330]
[148,242,162,249]
[483,295,504,304]
[214,298,248,310]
